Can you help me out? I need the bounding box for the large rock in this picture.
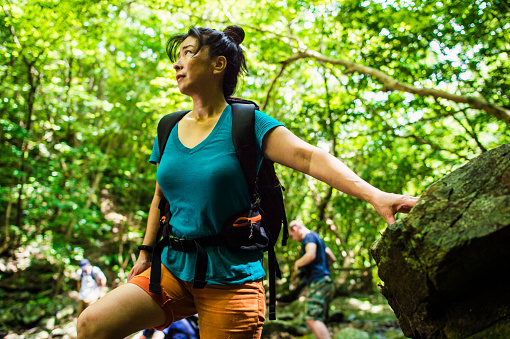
[371,143,510,338]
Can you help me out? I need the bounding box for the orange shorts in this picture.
[129,264,266,339]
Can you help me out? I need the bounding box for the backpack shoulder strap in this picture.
[157,110,190,156]
[231,103,257,200]
[91,266,102,285]
[80,267,99,283]
[230,101,280,320]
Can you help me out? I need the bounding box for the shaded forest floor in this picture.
[1,248,406,338]
[262,292,405,339]
[1,292,405,339]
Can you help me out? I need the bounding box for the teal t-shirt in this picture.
[149,105,283,285]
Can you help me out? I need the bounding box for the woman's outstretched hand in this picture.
[371,191,419,225]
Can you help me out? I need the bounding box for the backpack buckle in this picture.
[233,214,262,228]
[160,215,167,227]
[169,238,195,253]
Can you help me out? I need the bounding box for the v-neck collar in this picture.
[172,105,231,154]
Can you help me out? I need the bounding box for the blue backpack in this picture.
[142,315,199,338]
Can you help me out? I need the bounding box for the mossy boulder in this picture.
[371,143,510,338]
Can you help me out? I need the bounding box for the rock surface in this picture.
[371,143,510,338]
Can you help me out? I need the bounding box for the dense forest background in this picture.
[1,0,509,335]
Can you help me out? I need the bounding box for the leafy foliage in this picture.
[1,0,509,317]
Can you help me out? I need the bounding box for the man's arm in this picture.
[325,247,337,264]
[92,267,107,297]
[98,275,107,297]
[294,242,317,272]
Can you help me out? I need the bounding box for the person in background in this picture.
[133,315,199,339]
[76,258,107,316]
[77,25,418,339]
[289,220,336,339]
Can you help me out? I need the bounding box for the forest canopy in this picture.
[1,0,509,295]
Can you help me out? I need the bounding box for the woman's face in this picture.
[173,36,215,96]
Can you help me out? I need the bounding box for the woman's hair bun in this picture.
[223,25,245,45]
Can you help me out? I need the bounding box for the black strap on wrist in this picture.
[138,245,153,253]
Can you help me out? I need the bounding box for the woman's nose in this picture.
[173,58,183,71]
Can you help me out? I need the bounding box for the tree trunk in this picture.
[1,182,15,254]
[15,58,40,228]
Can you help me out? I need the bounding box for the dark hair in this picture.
[166,26,247,98]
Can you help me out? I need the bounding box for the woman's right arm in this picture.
[262,126,418,225]
[127,176,165,282]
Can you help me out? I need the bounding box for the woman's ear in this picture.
[212,56,227,74]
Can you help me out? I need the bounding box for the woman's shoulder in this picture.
[254,109,284,127]
[254,108,271,118]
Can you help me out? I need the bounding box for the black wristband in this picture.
[138,245,153,253]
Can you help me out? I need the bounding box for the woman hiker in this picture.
[77,25,418,339]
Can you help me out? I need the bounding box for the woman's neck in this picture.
[189,91,228,121]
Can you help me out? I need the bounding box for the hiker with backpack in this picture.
[76,258,107,316]
[77,25,418,339]
[288,220,337,339]
[134,315,199,339]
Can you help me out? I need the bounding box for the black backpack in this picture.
[148,98,288,320]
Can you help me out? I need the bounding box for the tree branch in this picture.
[398,133,469,160]
[261,62,287,111]
[280,50,510,126]
[356,97,471,160]
[2,2,22,49]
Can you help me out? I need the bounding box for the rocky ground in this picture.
[1,292,405,339]
[1,246,405,338]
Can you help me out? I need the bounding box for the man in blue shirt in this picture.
[289,220,337,339]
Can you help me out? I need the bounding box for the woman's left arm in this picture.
[263,126,419,225]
